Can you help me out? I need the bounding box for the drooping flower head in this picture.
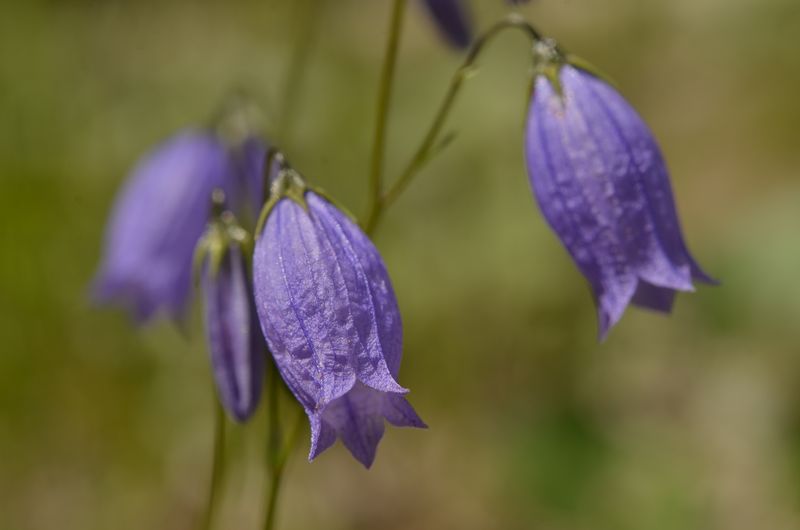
[196,190,265,422]
[93,129,266,322]
[523,39,715,339]
[252,158,425,468]
[421,0,473,49]
[93,132,232,321]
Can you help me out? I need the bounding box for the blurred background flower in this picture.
[421,0,473,49]
[1,0,799,529]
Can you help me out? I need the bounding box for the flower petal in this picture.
[203,244,265,422]
[94,131,232,321]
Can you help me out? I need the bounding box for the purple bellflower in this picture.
[229,135,269,219]
[94,130,264,322]
[421,0,472,49]
[524,42,714,339]
[196,192,265,421]
[94,132,231,321]
[252,166,425,468]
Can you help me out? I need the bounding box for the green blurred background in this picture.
[2,0,800,528]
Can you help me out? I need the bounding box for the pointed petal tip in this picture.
[308,413,336,463]
[595,299,626,343]
[411,416,429,429]
[351,448,377,469]
[384,395,427,429]
[225,400,260,424]
[360,372,409,395]
[693,268,720,286]
[596,325,610,343]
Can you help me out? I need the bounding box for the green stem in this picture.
[266,364,281,474]
[201,399,226,530]
[262,366,304,530]
[263,407,304,530]
[364,14,542,234]
[364,0,407,234]
[276,0,318,147]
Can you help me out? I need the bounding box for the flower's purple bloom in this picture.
[201,241,265,422]
[93,131,233,321]
[229,136,269,219]
[253,192,425,468]
[524,64,715,339]
[421,0,472,49]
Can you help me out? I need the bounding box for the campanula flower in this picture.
[421,0,472,49]
[94,132,233,321]
[253,166,425,468]
[94,130,266,322]
[524,42,714,339]
[229,135,269,220]
[197,193,265,421]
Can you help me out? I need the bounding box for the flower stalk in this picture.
[365,0,408,233]
[201,400,226,530]
[364,14,543,234]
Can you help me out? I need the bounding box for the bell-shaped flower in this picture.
[93,132,230,321]
[93,130,265,322]
[196,192,265,421]
[524,42,715,339]
[228,135,269,221]
[252,167,425,468]
[421,0,472,49]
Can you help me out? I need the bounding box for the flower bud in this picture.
[197,196,265,422]
[421,0,472,49]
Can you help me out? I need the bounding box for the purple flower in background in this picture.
[253,186,425,468]
[198,202,265,422]
[94,132,232,321]
[93,130,267,322]
[421,0,472,49]
[229,135,269,219]
[524,58,714,339]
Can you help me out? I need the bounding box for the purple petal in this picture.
[631,281,677,313]
[421,0,472,49]
[93,131,233,322]
[229,136,269,220]
[310,383,426,468]
[524,66,713,338]
[253,192,424,467]
[202,245,265,422]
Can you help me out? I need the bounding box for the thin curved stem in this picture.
[364,14,542,234]
[262,364,281,530]
[266,363,281,474]
[201,399,226,530]
[262,365,305,530]
[364,0,407,233]
[263,406,304,530]
[276,0,318,148]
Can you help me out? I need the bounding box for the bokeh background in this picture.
[2,0,800,528]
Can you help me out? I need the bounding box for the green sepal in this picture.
[251,152,359,238]
[531,37,567,99]
[308,185,359,225]
[255,167,310,237]
[565,54,619,90]
[194,207,252,286]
